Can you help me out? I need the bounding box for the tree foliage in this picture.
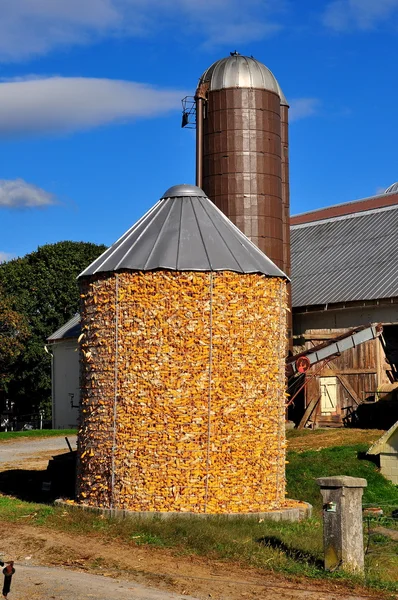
[0,290,29,386]
[0,241,107,415]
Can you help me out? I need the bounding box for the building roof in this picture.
[291,192,398,226]
[291,203,398,308]
[367,420,398,455]
[79,184,287,279]
[47,314,81,342]
[198,52,288,105]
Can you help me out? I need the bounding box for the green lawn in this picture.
[286,443,398,512]
[0,429,77,441]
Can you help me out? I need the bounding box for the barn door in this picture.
[320,377,338,415]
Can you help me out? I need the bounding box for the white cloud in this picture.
[323,0,398,31]
[0,77,320,136]
[0,0,121,60]
[0,251,15,263]
[289,98,320,122]
[0,0,284,61]
[0,77,185,137]
[0,179,57,208]
[376,185,388,195]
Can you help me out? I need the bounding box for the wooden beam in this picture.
[376,333,383,389]
[335,374,362,405]
[297,396,320,430]
[318,368,377,376]
[302,332,346,341]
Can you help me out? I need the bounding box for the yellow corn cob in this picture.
[77,271,287,513]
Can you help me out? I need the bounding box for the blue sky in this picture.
[1,0,398,260]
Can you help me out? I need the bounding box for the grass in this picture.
[1,428,398,595]
[365,526,398,587]
[0,429,77,441]
[286,443,398,511]
[286,428,384,452]
[56,510,326,576]
[0,495,54,521]
[0,497,326,576]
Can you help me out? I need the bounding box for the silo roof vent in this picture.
[198,54,288,106]
[161,184,203,197]
[79,185,288,279]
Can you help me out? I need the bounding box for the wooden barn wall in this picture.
[292,303,398,426]
[296,329,379,426]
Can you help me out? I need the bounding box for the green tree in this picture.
[0,290,29,390]
[0,241,107,416]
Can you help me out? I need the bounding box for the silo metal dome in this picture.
[199,52,288,105]
[385,182,398,194]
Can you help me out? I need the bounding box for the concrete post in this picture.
[316,476,367,573]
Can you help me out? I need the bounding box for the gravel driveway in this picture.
[9,564,199,600]
[0,435,77,468]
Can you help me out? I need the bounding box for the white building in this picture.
[367,422,398,484]
[47,314,80,429]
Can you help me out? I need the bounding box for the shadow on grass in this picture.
[0,468,51,502]
[357,450,380,467]
[257,535,323,568]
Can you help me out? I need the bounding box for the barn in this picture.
[291,187,398,427]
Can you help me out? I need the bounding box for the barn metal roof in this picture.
[199,53,288,105]
[79,185,287,279]
[47,313,81,341]
[291,204,398,307]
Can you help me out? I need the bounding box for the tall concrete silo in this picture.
[77,184,288,514]
[195,52,290,277]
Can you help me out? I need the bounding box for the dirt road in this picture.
[0,523,384,600]
[2,562,380,600]
[5,564,199,600]
[0,435,77,470]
